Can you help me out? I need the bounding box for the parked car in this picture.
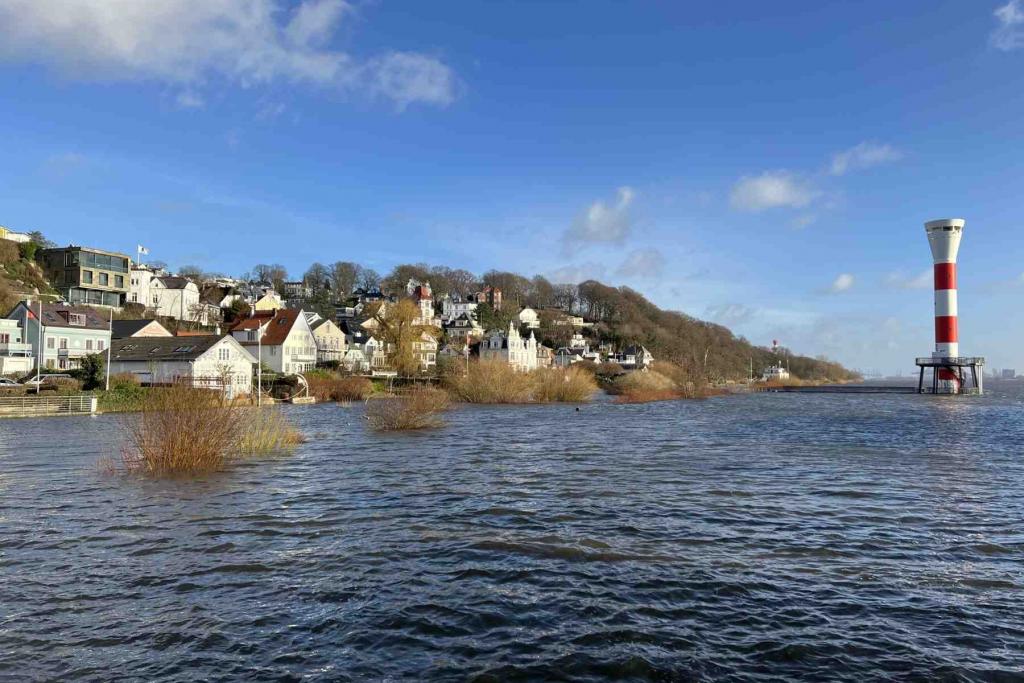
[0,378,22,386]
[22,374,74,388]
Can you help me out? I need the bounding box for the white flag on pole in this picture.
[137,245,149,255]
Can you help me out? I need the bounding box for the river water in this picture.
[1,384,1023,681]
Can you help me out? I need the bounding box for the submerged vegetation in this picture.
[606,362,713,403]
[365,387,450,431]
[118,384,303,476]
[531,367,598,403]
[445,361,536,404]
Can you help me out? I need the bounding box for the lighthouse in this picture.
[915,218,984,395]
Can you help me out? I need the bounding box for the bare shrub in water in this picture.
[122,385,241,475]
[365,387,450,431]
[609,370,681,403]
[121,384,303,475]
[531,367,598,403]
[236,407,306,453]
[307,374,373,402]
[445,360,535,404]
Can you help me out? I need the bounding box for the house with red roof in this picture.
[229,308,317,375]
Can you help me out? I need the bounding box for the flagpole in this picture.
[35,299,42,391]
[105,307,113,391]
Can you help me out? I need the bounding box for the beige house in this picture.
[253,291,284,312]
[306,315,346,364]
[412,331,438,371]
[111,319,173,339]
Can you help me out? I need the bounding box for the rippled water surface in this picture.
[2,384,1024,681]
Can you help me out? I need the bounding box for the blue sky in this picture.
[1,0,1022,374]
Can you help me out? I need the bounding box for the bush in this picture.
[445,360,535,404]
[608,370,681,403]
[77,353,105,390]
[100,382,148,412]
[307,374,373,402]
[531,367,598,403]
[18,241,37,262]
[119,384,303,475]
[365,387,450,431]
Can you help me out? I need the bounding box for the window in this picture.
[99,273,109,286]
[86,339,93,350]
[59,338,68,349]
[115,275,124,288]
[98,340,104,351]
[131,293,138,303]
[68,313,86,326]
[152,294,158,305]
[82,270,93,284]
[46,336,55,349]
[218,348,230,361]
[46,359,55,369]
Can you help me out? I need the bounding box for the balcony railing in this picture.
[0,342,33,356]
[915,357,986,366]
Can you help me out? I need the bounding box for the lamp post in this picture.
[105,307,112,391]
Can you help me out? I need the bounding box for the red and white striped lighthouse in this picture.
[925,218,965,392]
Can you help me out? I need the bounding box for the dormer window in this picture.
[68,313,86,326]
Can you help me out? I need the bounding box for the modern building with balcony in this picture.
[0,318,35,376]
[6,302,111,371]
[39,245,131,308]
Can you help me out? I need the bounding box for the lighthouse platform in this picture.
[914,356,985,395]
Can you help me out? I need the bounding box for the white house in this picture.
[229,309,317,375]
[129,266,216,324]
[7,302,111,371]
[108,334,256,399]
[762,363,790,382]
[517,307,540,330]
[479,321,538,372]
[440,293,478,322]
[0,318,35,376]
[613,344,654,370]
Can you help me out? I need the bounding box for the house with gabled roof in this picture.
[111,319,173,339]
[443,312,483,343]
[303,312,346,364]
[479,321,538,372]
[108,335,256,399]
[6,301,111,371]
[228,308,317,375]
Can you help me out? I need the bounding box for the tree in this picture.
[428,266,478,297]
[366,299,439,376]
[78,353,105,390]
[528,275,556,309]
[223,297,251,324]
[382,263,431,295]
[178,265,205,282]
[356,267,381,291]
[303,263,330,291]
[482,270,531,308]
[27,231,55,250]
[329,261,360,296]
[476,302,515,332]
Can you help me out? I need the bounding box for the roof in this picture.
[110,335,226,362]
[18,303,110,330]
[310,317,336,332]
[412,284,432,301]
[111,319,170,339]
[156,276,192,289]
[229,308,302,346]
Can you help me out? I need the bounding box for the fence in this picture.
[0,394,98,418]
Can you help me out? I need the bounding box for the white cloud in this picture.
[992,0,1024,51]
[0,0,455,109]
[829,142,902,176]
[564,186,635,245]
[547,262,607,284]
[885,268,932,290]
[705,303,758,327]
[175,91,205,109]
[729,171,816,212]
[791,214,817,229]
[828,273,855,293]
[616,248,666,278]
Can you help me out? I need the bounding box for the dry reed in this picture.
[365,387,450,431]
[531,367,598,403]
[307,375,373,402]
[445,360,535,404]
[119,384,304,475]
